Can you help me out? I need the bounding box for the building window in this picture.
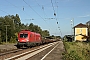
[80,29,82,34]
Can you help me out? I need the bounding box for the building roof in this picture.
[74,23,87,28]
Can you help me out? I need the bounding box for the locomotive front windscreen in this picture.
[20,33,28,38]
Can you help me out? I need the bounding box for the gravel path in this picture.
[0,44,17,52]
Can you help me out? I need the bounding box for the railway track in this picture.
[5,41,59,60]
[0,49,23,56]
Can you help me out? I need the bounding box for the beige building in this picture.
[74,23,88,41]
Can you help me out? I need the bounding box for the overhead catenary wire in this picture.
[1,0,62,36]
[23,0,52,31]
[35,0,56,21]
[51,0,55,13]
[5,0,19,9]
[34,0,58,33]
[42,6,49,19]
[4,0,33,20]
[35,0,41,7]
[0,10,10,15]
[34,0,48,20]
[51,0,62,36]
[56,6,62,37]
[23,0,46,21]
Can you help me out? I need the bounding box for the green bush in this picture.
[62,41,90,60]
[63,50,82,60]
[10,37,17,43]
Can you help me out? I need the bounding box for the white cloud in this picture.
[78,15,90,18]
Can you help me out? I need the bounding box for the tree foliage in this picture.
[0,14,50,44]
[86,21,90,41]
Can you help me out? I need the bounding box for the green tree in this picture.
[86,21,90,41]
[42,30,50,37]
[0,14,50,44]
[0,14,21,43]
[28,23,42,34]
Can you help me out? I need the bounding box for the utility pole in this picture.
[71,18,74,41]
[13,19,15,30]
[0,29,1,43]
[0,24,1,39]
[71,18,74,35]
[4,25,10,44]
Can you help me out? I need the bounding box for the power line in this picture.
[35,0,41,7]
[23,0,45,20]
[23,0,56,33]
[51,0,55,13]
[4,0,33,19]
[5,0,19,9]
[42,6,49,19]
[34,0,57,33]
[34,0,48,19]
[0,10,10,15]
[51,0,62,36]
[35,0,60,32]
[23,0,51,25]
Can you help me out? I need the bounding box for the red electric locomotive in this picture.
[17,30,42,48]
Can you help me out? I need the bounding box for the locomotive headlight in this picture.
[18,40,19,41]
[27,40,29,41]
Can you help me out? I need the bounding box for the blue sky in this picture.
[0,0,90,37]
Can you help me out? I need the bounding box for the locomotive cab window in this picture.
[20,33,28,38]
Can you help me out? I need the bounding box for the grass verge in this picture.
[62,41,90,60]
